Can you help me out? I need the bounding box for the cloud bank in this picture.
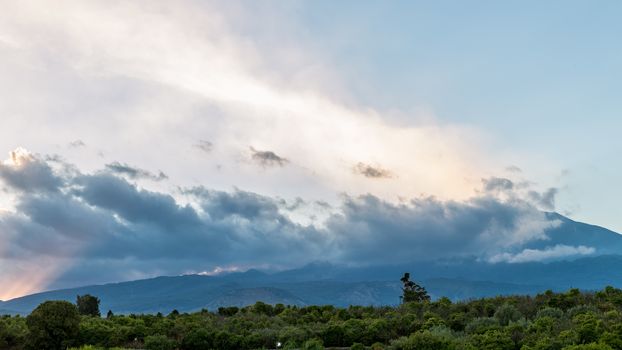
[0,150,570,299]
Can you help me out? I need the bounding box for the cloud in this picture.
[353,162,393,179]
[488,245,595,263]
[482,177,514,193]
[505,165,522,173]
[105,162,168,181]
[250,147,289,167]
[194,140,213,153]
[0,0,496,205]
[0,148,63,193]
[481,177,559,211]
[326,194,560,265]
[68,140,85,148]
[528,188,558,211]
[0,153,568,298]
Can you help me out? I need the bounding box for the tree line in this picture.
[3,278,622,349]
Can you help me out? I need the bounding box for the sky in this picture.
[0,0,621,300]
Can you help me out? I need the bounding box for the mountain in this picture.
[526,213,622,254]
[3,213,622,315]
[0,273,548,315]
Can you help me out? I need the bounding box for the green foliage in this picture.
[562,344,613,350]
[76,294,101,317]
[144,334,176,350]
[389,330,456,350]
[0,315,27,349]
[301,338,324,350]
[181,328,214,349]
[26,300,80,350]
[467,329,514,350]
[465,317,500,334]
[218,306,239,317]
[14,287,622,350]
[537,307,564,319]
[494,303,522,326]
[400,272,430,303]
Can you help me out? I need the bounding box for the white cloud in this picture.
[0,0,495,206]
[489,245,595,263]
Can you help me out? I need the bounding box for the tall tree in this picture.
[400,272,430,303]
[76,294,101,317]
[26,300,80,350]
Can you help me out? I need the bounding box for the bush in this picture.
[144,334,176,350]
[465,317,500,335]
[181,329,214,349]
[467,330,513,350]
[562,344,613,350]
[536,307,564,319]
[302,338,325,350]
[494,304,522,326]
[389,330,456,350]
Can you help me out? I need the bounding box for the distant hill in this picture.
[3,213,622,315]
[0,272,547,315]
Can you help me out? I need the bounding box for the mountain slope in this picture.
[0,274,547,315]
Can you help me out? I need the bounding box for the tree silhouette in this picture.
[76,294,100,317]
[400,272,430,303]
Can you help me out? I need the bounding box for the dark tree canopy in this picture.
[26,300,80,350]
[400,272,430,303]
[76,294,101,317]
[4,286,622,349]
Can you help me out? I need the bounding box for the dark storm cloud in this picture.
[249,147,288,167]
[353,162,393,179]
[105,162,168,181]
[0,152,563,288]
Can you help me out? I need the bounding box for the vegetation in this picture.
[4,285,622,349]
[77,295,101,318]
[400,273,430,304]
[25,300,80,350]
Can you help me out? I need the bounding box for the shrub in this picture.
[302,338,325,350]
[144,334,176,350]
